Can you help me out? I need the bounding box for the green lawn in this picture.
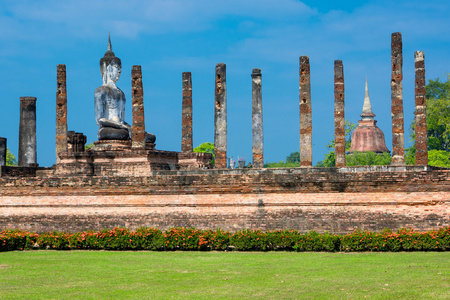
[0,251,449,299]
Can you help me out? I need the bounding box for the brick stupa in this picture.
[349,79,390,154]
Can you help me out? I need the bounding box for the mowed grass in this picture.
[0,251,449,299]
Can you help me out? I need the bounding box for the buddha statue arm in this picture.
[94,88,105,127]
[119,90,126,125]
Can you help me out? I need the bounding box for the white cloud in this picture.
[0,0,314,40]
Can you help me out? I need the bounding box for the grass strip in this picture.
[0,251,449,299]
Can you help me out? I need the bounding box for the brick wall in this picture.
[0,166,449,233]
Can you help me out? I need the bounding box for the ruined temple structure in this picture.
[53,37,212,176]
[348,79,390,154]
[0,32,448,234]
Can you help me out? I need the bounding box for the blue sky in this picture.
[0,0,449,167]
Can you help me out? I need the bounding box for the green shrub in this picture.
[1,227,449,252]
[163,227,202,250]
[198,229,230,251]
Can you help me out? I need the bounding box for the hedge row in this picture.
[1,226,449,252]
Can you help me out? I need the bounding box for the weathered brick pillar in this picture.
[390,32,405,165]
[56,64,68,163]
[299,56,312,167]
[414,51,428,166]
[18,97,37,167]
[0,137,6,166]
[334,60,345,167]
[131,65,145,149]
[182,72,193,152]
[214,63,227,168]
[251,68,264,168]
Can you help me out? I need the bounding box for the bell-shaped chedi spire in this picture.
[348,78,390,154]
[361,77,375,120]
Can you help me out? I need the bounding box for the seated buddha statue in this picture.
[94,35,132,141]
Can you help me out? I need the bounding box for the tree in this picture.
[346,151,391,166]
[426,74,450,100]
[193,142,215,164]
[406,75,450,166]
[315,120,357,167]
[428,150,450,168]
[286,151,300,164]
[264,151,301,168]
[6,148,17,166]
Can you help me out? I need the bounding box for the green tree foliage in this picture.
[286,151,300,164]
[6,148,17,166]
[315,151,335,168]
[407,75,450,166]
[193,142,215,164]
[428,150,450,168]
[315,120,357,167]
[264,151,301,168]
[346,151,391,166]
[426,74,450,100]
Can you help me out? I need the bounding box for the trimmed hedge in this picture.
[1,226,449,252]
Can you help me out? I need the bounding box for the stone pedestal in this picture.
[56,148,180,177]
[93,140,132,151]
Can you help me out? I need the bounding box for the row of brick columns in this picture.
[52,32,427,168]
[182,64,265,168]
[330,32,427,167]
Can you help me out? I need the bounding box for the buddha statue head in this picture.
[100,34,122,85]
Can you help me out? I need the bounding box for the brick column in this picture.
[131,65,145,149]
[56,64,68,163]
[251,68,264,168]
[415,51,427,166]
[299,56,312,167]
[390,32,405,165]
[18,97,37,167]
[181,72,193,152]
[0,137,6,166]
[334,60,345,167]
[214,63,227,168]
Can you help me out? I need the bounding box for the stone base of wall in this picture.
[0,192,448,234]
[0,166,449,234]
